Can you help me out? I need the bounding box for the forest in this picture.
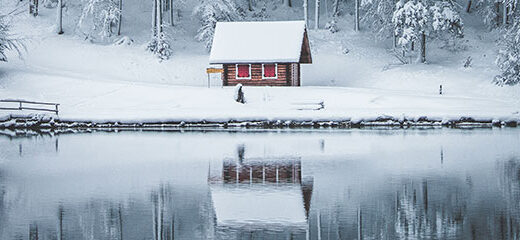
[0,0,519,86]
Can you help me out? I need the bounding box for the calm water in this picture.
[0,129,519,240]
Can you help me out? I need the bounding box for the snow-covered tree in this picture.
[0,14,24,62]
[78,0,120,41]
[193,0,241,50]
[475,0,518,28]
[495,16,520,85]
[393,0,463,63]
[432,0,464,50]
[148,0,172,60]
[362,0,396,40]
[392,0,428,53]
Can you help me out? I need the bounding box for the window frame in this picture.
[262,63,278,79]
[235,64,252,80]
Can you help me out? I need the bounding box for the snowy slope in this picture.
[0,0,519,123]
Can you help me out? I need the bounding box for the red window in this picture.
[237,64,250,78]
[263,64,277,78]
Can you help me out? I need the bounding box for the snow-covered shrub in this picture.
[0,14,24,62]
[193,0,242,50]
[114,36,134,46]
[494,17,520,86]
[249,5,269,21]
[147,32,172,61]
[78,0,120,41]
[234,83,245,104]
[463,56,472,68]
[42,0,58,8]
[325,19,339,33]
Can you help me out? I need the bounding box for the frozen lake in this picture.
[0,129,519,240]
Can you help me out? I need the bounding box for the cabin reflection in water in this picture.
[209,157,314,239]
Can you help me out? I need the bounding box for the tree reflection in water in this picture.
[0,132,519,240]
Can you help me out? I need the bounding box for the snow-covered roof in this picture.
[209,21,311,64]
[210,185,307,228]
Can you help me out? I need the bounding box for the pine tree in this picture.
[393,0,463,63]
[193,0,241,50]
[392,0,428,53]
[495,16,520,85]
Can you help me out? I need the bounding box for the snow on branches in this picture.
[393,0,428,47]
[495,16,520,86]
[361,0,396,40]
[78,0,120,41]
[193,0,242,50]
[431,1,463,37]
[392,0,463,62]
[0,14,24,62]
[148,0,172,60]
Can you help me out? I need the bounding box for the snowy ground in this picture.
[0,0,519,123]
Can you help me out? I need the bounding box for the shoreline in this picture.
[1,114,518,133]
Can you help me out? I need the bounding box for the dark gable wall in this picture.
[223,64,298,86]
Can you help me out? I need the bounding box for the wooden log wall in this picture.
[223,63,297,86]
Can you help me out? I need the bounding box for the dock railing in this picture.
[0,99,60,114]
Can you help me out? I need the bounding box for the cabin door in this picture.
[291,63,300,86]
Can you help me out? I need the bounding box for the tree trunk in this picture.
[117,0,122,35]
[420,32,426,63]
[248,0,253,11]
[324,0,328,17]
[315,0,320,29]
[170,0,174,26]
[157,0,163,34]
[163,0,169,11]
[304,0,308,25]
[152,0,157,37]
[466,0,472,13]
[503,1,508,25]
[284,0,291,7]
[332,0,339,17]
[354,0,360,31]
[57,0,63,34]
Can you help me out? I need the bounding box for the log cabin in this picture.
[209,21,312,87]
